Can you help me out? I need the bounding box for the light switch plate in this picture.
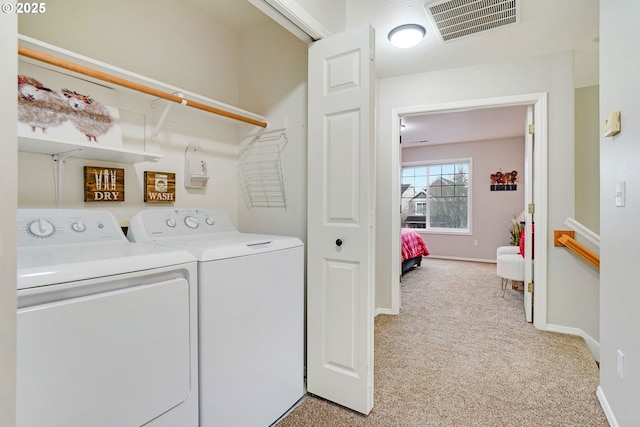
[617,349,624,380]
[616,182,626,207]
[604,111,621,137]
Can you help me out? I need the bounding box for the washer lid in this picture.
[17,241,196,290]
[145,232,303,261]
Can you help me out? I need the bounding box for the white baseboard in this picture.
[597,386,619,427]
[546,323,600,362]
[426,255,496,264]
[375,307,396,317]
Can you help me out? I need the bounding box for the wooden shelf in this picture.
[19,136,162,164]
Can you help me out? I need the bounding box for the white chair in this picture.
[497,245,520,256]
[496,246,524,297]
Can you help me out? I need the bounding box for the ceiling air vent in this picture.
[425,0,519,42]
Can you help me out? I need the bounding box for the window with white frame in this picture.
[401,159,471,232]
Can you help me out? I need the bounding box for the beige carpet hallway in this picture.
[277,258,608,426]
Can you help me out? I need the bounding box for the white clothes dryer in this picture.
[127,208,304,427]
[17,209,199,427]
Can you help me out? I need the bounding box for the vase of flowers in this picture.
[509,212,525,246]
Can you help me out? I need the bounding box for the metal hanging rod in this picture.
[18,45,268,129]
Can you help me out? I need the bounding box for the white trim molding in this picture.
[564,217,600,247]
[375,307,396,317]
[546,323,600,362]
[248,0,332,43]
[597,386,619,427]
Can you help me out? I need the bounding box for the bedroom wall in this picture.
[402,137,525,261]
[17,0,255,226]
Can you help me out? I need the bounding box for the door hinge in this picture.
[528,203,535,214]
[528,282,533,293]
[528,124,535,134]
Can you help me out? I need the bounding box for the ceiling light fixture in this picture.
[388,24,426,48]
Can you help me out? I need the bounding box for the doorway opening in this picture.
[390,94,548,330]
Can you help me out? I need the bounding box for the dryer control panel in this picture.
[18,209,126,247]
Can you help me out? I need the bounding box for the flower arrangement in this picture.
[509,212,525,246]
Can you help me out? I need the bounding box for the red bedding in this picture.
[401,228,430,261]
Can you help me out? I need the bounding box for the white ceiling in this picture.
[401,105,528,147]
[185,0,598,147]
[353,0,599,79]
[190,0,599,79]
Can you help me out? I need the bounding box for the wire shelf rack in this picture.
[239,132,288,209]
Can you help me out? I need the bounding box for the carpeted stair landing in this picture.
[276,258,607,426]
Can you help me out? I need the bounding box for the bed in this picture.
[401,228,430,275]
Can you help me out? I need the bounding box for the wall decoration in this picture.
[144,171,176,203]
[84,166,124,202]
[18,61,123,146]
[490,169,518,191]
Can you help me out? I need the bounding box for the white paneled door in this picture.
[306,25,376,415]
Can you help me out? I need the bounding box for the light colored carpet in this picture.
[277,258,608,426]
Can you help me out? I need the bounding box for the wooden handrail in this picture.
[554,230,600,269]
[18,45,268,128]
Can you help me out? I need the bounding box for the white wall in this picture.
[402,137,525,261]
[376,53,599,342]
[237,20,308,243]
[0,13,17,427]
[575,85,600,233]
[18,0,257,225]
[19,0,241,104]
[598,0,640,424]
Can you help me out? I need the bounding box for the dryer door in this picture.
[17,276,191,427]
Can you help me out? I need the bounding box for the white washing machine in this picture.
[127,208,304,427]
[16,209,199,427]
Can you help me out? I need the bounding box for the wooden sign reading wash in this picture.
[144,171,176,203]
[84,166,124,202]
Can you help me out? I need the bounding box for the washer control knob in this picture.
[205,216,215,226]
[71,220,86,232]
[29,218,55,238]
[166,218,177,228]
[184,216,199,229]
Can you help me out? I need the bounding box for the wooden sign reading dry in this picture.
[84,166,124,202]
